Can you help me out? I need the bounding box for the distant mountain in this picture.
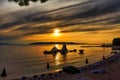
[29,42,86,45]
[0,43,24,45]
[81,43,112,47]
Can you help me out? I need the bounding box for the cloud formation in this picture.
[0,0,120,43]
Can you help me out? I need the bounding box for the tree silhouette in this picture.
[8,0,48,6]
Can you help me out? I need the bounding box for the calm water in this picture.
[0,44,112,79]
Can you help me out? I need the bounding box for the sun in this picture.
[54,29,60,36]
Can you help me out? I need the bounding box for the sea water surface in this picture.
[0,44,112,79]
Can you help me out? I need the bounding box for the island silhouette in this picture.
[29,42,83,45]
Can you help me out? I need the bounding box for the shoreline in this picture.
[7,52,119,80]
[0,45,112,80]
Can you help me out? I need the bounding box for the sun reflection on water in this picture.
[54,53,66,65]
[55,44,59,49]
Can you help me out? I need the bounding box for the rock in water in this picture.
[47,62,50,69]
[112,38,120,50]
[51,46,59,53]
[1,68,7,77]
[61,44,68,54]
[86,58,89,64]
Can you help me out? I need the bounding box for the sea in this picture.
[0,44,112,79]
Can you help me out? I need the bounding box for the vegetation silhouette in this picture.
[8,0,48,6]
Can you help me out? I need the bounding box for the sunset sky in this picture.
[0,0,120,44]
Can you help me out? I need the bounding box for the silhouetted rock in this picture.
[112,38,120,50]
[62,66,80,74]
[43,46,59,55]
[60,44,68,54]
[51,46,59,53]
[69,49,77,52]
[85,58,89,64]
[47,62,50,69]
[1,68,7,77]
[113,38,120,46]
[43,50,52,54]
[103,55,105,61]
[79,49,84,54]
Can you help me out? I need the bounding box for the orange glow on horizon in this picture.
[19,30,119,44]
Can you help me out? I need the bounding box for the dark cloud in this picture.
[61,26,118,33]
[0,35,20,43]
[108,17,120,24]
[50,0,120,20]
[0,0,5,4]
[1,0,120,28]
[15,25,56,36]
[0,0,120,43]
[79,0,120,18]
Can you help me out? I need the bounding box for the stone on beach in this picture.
[62,66,80,74]
[1,68,7,77]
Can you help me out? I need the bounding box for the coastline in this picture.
[7,51,120,80]
[0,44,111,80]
